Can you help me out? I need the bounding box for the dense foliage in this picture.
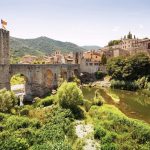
[101,53,107,65]
[0,89,18,113]
[95,71,105,80]
[108,40,121,46]
[0,106,76,150]
[107,53,150,90]
[89,105,150,150]
[57,81,84,119]
[57,81,83,109]
[36,95,55,107]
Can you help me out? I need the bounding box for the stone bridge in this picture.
[0,29,80,97]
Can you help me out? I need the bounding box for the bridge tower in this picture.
[0,28,10,89]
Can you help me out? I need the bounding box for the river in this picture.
[82,86,150,124]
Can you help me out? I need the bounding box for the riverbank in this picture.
[82,84,150,124]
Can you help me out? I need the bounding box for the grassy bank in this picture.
[89,104,150,150]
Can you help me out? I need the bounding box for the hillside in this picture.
[10,36,85,57]
[82,45,101,50]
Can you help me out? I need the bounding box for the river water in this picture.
[82,86,150,124]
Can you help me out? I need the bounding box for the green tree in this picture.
[57,81,83,109]
[0,89,17,113]
[127,32,132,39]
[101,53,107,65]
[107,53,150,81]
[108,40,121,46]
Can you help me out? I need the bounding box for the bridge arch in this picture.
[44,69,53,88]
[10,73,32,96]
[61,69,68,80]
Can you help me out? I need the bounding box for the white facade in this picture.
[80,59,99,73]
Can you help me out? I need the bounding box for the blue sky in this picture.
[0,0,150,46]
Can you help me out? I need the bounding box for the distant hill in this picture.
[10,36,85,57]
[82,45,101,51]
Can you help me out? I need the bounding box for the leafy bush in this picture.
[136,76,150,91]
[83,99,93,112]
[5,116,41,130]
[57,81,83,109]
[20,105,33,116]
[93,96,104,106]
[37,123,66,142]
[30,141,72,150]
[101,143,118,150]
[0,112,7,121]
[111,80,139,91]
[20,108,30,116]
[0,89,18,113]
[46,107,75,134]
[71,106,85,119]
[94,126,106,139]
[146,82,150,90]
[101,132,118,144]
[95,71,105,80]
[68,76,81,85]
[36,96,55,107]
[93,90,105,106]
[0,136,29,150]
[136,76,148,89]
[31,107,76,147]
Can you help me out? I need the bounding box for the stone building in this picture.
[113,48,129,57]
[73,50,106,74]
[101,32,150,58]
